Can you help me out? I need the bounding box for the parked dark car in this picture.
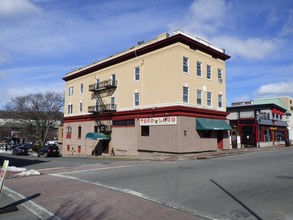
[9,144,22,150]
[12,146,29,156]
[21,143,33,151]
[37,144,60,157]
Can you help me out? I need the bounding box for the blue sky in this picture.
[0,0,292,109]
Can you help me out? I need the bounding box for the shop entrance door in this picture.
[217,131,224,150]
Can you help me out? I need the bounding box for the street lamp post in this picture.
[256,111,260,148]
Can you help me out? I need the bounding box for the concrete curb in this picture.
[98,145,292,161]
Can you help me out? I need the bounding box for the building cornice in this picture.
[63,33,230,82]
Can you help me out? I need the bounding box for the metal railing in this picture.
[89,79,117,92]
[88,104,117,114]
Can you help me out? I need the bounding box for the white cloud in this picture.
[0,0,41,19]
[280,10,293,37]
[170,0,284,60]
[170,0,232,39]
[255,82,293,97]
[212,36,282,60]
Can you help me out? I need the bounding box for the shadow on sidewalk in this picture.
[0,193,41,215]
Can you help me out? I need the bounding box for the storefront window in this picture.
[265,129,270,142]
[202,130,211,138]
[141,126,150,136]
[276,131,285,141]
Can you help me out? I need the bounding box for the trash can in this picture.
[285,139,290,147]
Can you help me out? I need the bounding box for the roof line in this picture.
[63,33,230,82]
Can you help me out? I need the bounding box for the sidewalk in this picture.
[99,144,292,161]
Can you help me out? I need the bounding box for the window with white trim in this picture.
[183,57,189,73]
[207,65,212,79]
[110,96,115,110]
[183,86,189,103]
[111,74,116,85]
[68,104,73,114]
[79,102,83,113]
[207,92,212,107]
[218,94,223,108]
[134,66,140,81]
[68,86,74,96]
[96,79,99,89]
[196,61,202,77]
[134,92,139,106]
[197,89,202,105]
[218,68,223,82]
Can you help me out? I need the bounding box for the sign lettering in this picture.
[140,117,177,126]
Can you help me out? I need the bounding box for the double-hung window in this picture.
[134,67,140,81]
[196,61,202,77]
[111,74,116,86]
[218,94,223,108]
[68,86,74,96]
[207,92,212,107]
[183,86,189,103]
[110,96,115,110]
[197,89,202,105]
[207,65,212,79]
[134,92,139,106]
[79,102,83,113]
[96,79,100,89]
[183,57,189,73]
[218,68,223,83]
[68,104,73,114]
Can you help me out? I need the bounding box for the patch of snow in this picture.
[7,166,26,172]
[14,169,40,177]
[4,166,41,177]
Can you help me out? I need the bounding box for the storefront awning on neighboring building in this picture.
[196,118,231,131]
[85,132,110,140]
[276,121,288,127]
[258,119,274,126]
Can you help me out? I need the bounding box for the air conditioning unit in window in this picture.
[218,78,223,83]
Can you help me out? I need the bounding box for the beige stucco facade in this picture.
[62,30,231,156]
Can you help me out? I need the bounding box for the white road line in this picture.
[50,164,140,175]
[51,172,218,220]
[3,187,61,220]
[37,167,66,171]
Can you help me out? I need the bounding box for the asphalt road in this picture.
[1,147,293,220]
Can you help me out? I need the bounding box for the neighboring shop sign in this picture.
[140,116,177,126]
[0,160,9,198]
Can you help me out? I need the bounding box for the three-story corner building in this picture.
[62,30,231,156]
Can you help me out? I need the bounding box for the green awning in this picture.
[196,118,231,131]
[85,132,110,140]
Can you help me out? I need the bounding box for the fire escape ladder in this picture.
[88,79,117,134]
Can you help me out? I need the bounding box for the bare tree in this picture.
[3,91,64,144]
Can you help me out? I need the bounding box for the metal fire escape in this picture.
[88,79,117,134]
